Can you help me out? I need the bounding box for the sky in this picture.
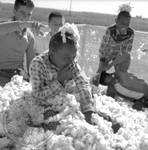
[1,0,148,18]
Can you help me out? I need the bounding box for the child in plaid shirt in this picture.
[29,23,94,124]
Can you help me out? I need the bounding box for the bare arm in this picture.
[97,28,111,73]
[26,31,35,72]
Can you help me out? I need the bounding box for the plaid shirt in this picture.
[99,25,134,71]
[29,51,94,113]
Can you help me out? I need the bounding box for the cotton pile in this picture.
[0,75,148,150]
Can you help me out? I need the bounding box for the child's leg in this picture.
[106,84,116,98]
[141,96,148,108]
[132,96,148,111]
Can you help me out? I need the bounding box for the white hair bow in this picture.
[59,23,80,47]
[118,3,132,13]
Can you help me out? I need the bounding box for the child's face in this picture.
[52,44,77,69]
[49,17,64,35]
[13,5,33,21]
[116,16,130,35]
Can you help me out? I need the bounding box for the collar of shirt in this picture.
[110,25,131,43]
[116,28,120,36]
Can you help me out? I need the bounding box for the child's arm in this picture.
[97,28,111,73]
[92,29,111,85]
[26,31,35,73]
[74,74,94,124]
[29,58,64,103]
[71,64,94,113]
[126,31,134,53]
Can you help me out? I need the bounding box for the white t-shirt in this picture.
[34,32,51,54]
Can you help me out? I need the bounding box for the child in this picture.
[0,0,36,86]
[30,23,94,124]
[34,11,65,55]
[0,0,46,86]
[94,4,134,88]
[98,71,148,110]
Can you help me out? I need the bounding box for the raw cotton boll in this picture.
[46,134,74,150]
[69,127,79,138]
[82,133,95,145]
[46,134,58,150]
[45,93,79,113]
[95,139,109,150]
[75,128,86,139]
[111,134,129,150]
[73,140,85,150]
[67,94,80,109]
[11,75,23,84]
[52,138,74,150]
[117,128,131,140]
[16,145,43,150]
[0,75,32,113]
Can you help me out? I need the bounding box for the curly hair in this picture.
[117,11,131,20]
[49,31,77,52]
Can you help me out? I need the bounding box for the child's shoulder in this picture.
[127,27,134,36]
[32,51,49,63]
[107,24,116,32]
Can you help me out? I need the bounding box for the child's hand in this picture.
[57,67,74,85]
[30,21,48,36]
[91,73,101,86]
[19,21,48,36]
[113,53,130,65]
[83,111,93,124]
